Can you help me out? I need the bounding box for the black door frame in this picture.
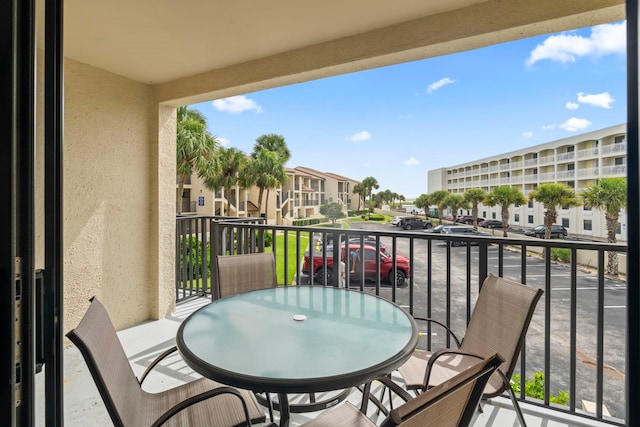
[0,0,64,425]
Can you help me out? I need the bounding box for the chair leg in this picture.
[499,371,527,427]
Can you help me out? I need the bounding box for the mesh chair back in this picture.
[66,298,144,427]
[386,354,502,427]
[216,252,277,298]
[460,273,543,396]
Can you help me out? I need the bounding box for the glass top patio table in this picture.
[177,286,417,424]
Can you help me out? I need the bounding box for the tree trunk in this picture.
[501,207,509,237]
[265,190,270,220]
[220,186,226,216]
[177,174,186,214]
[606,213,619,275]
[544,209,556,240]
[257,187,265,216]
[472,205,478,229]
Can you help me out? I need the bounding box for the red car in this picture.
[303,244,410,286]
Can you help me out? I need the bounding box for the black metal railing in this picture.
[175,217,627,425]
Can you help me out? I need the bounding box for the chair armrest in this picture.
[413,317,462,348]
[138,346,178,385]
[151,386,251,427]
[424,348,484,390]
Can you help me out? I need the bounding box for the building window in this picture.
[514,214,520,222]
[567,146,575,152]
[584,219,592,231]
[615,157,625,165]
[528,200,534,208]
[482,211,486,218]
[568,163,575,171]
[583,201,591,211]
[615,135,625,144]
[528,215,534,224]
[562,218,570,228]
[616,222,621,234]
[492,212,496,219]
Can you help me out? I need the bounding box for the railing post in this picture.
[211,220,220,300]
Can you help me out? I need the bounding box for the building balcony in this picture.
[601,165,627,176]
[556,170,575,180]
[539,155,555,165]
[171,218,627,427]
[556,152,575,162]
[601,142,626,156]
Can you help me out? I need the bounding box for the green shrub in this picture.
[178,236,210,278]
[254,230,273,247]
[511,372,569,405]
[367,214,385,221]
[550,248,571,263]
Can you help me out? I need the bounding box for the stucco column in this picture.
[154,104,177,318]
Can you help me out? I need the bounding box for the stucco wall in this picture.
[61,58,165,331]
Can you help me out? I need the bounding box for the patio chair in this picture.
[66,297,266,427]
[216,252,277,298]
[396,273,543,426]
[304,354,503,427]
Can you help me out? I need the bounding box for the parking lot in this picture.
[307,221,627,418]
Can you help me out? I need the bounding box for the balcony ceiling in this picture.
[53,0,624,103]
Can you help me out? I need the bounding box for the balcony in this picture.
[601,142,626,156]
[601,165,627,176]
[173,218,627,426]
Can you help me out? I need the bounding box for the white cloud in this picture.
[211,95,264,114]
[560,117,591,132]
[217,137,230,147]
[427,77,456,94]
[542,124,556,130]
[526,22,625,66]
[522,131,534,138]
[577,92,614,109]
[347,131,372,142]
[403,157,419,166]
[566,101,579,110]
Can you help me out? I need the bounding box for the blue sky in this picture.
[191,21,626,199]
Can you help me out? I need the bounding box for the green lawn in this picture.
[266,233,310,285]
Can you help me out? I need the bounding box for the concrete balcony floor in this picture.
[38,297,615,427]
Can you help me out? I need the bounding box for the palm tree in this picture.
[582,178,627,275]
[176,106,218,214]
[398,194,405,208]
[414,193,429,218]
[428,190,448,224]
[250,134,290,216]
[529,183,580,239]
[201,147,248,216]
[464,188,488,229]
[352,183,365,211]
[484,186,526,237]
[441,194,469,223]
[361,176,379,218]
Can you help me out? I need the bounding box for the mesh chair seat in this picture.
[396,273,543,426]
[307,354,503,427]
[66,297,266,427]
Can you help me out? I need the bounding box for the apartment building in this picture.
[179,166,360,225]
[428,124,627,241]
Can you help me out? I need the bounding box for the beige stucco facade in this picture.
[41,0,625,332]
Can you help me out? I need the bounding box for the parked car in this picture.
[392,216,412,226]
[401,217,433,230]
[441,226,492,247]
[479,219,505,229]
[426,224,446,233]
[347,237,386,253]
[302,244,410,286]
[524,224,568,239]
[458,215,484,225]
